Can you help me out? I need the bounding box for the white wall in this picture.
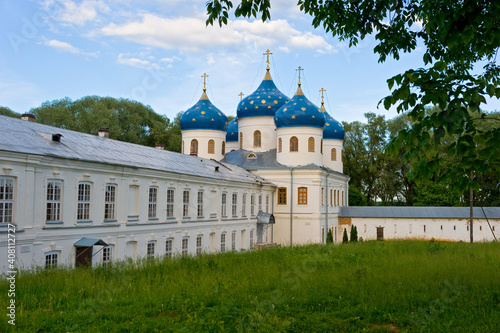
[181,129,226,161]
[276,127,324,167]
[238,116,276,152]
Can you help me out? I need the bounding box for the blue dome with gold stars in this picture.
[180,91,228,132]
[274,86,325,129]
[226,118,238,142]
[237,71,289,119]
[323,111,344,140]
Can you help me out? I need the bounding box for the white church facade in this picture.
[1,51,498,272]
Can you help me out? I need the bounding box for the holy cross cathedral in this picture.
[180,50,348,245]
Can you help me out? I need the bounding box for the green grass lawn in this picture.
[2,240,499,332]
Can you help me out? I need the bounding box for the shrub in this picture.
[342,228,348,244]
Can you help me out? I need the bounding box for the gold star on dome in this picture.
[274,100,278,104]
[301,107,306,111]
[201,111,206,114]
[292,115,295,119]
[262,100,266,103]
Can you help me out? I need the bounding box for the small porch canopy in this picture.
[74,237,108,247]
[257,211,275,224]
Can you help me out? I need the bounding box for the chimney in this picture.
[155,144,165,150]
[98,126,109,138]
[21,113,36,122]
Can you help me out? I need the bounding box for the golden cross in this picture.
[264,49,273,69]
[319,88,326,104]
[296,66,303,85]
[238,92,244,101]
[202,73,209,91]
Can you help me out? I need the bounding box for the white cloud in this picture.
[117,54,163,69]
[58,0,110,25]
[46,39,81,53]
[99,14,336,54]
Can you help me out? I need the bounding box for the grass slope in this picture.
[1,241,499,332]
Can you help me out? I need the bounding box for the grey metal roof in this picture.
[222,148,348,177]
[0,116,272,186]
[339,206,500,219]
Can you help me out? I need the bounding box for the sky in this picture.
[1,0,498,124]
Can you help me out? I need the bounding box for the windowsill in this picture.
[183,216,191,220]
[197,216,204,219]
[210,214,217,219]
[166,217,176,220]
[46,221,63,225]
[104,219,117,223]
[77,220,93,223]
[148,218,159,222]
[221,216,228,219]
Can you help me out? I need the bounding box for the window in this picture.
[254,130,261,147]
[197,190,204,217]
[258,195,262,213]
[166,188,174,218]
[148,187,158,219]
[250,230,254,249]
[231,231,236,250]
[102,246,112,265]
[320,139,323,154]
[342,191,344,206]
[242,193,247,216]
[251,194,256,216]
[331,148,337,161]
[165,238,173,258]
[394,224,397,234]
[239,132,243,149]
[183,190,190,217]
[278,187,287,205]
[0,177,14,223]
[196,235,203,255]
[232,193,238,216]
[222,141,225,155]
[208,139,215,154]
[334,190,337,206]
[104,184,116,220]
[266,195,270,212]
[290,136,298,152]
[330,189,333,206]
[308,137,315,152]
[321,187,324,205]
[298,187,307,205]
[45,251,58,269]
[182,237,189,255]
[278,138,282,152]
[221,233,226,252]
[46,180,62,222]
[147,241,155,258]
[77,182,91,221]
[221,192,227,217]
[190,139,198,155]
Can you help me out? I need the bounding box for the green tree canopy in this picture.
[206,0,500,194]
[0,106,21,118]
[30,96,172,148]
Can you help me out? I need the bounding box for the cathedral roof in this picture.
[236,53,289,119]
[226,118,238,142]
[180,79,228,132]
[322,104,345,140]
[274,84,325,129]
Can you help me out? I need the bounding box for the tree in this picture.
[342,228,348,244]
[350,225,358,242]
[0,106,21,118]
[348,185,367,206]
[326,229,333,244]
[206,0,500,195]
[30,96,171,147]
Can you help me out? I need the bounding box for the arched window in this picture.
[253,130,261,148]
[290,136,298,152]
[190,139,198,156]
[222,141,225,155]
[308,137,315,152]
[331,148,337,161]
[320,139,323,154]
[278,138,282,153]
[239,132,243,149]
[182,140,184,154]
[208,139,215,154]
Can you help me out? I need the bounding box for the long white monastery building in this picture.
[1,51,499,272]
